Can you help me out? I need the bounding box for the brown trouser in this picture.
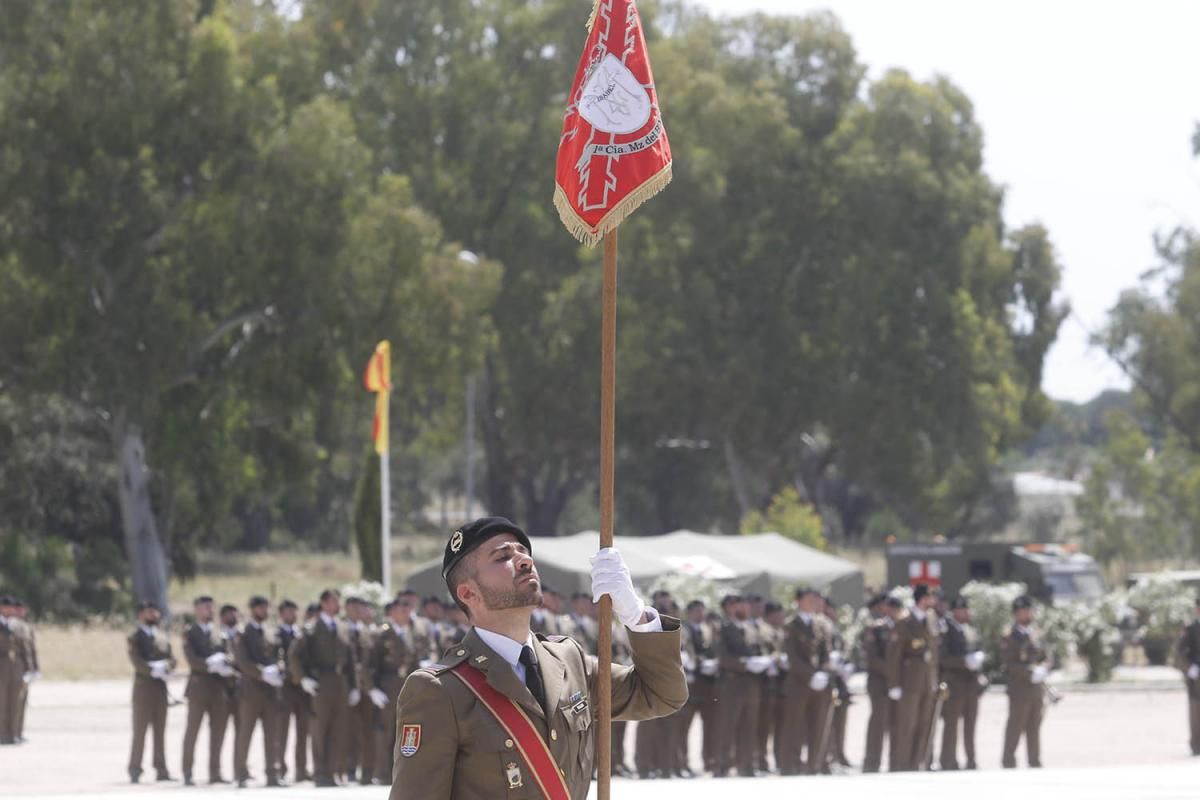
[312,672,350,783]
[635,715,668,775]
[376,677,404,783]
[862,673,890,772]
[234,680,280,781]
[940,673,978,769]
[129,677,169,776]
[831,693,848,765]
[0,660,21,744]
[681,676,715,767]
[778,677,831,774]
[345,693,379,781]
[715,673,760,775]
[277,683,311,779]
[182,674,230,780]
[890,672,935,771]
[1002,686,1043,767]
[755,678,783,771]
[1190,699,1200,755]
[612,720,628,772]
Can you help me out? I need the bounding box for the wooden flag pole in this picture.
[596,228,618,800]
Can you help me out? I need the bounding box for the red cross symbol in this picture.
[908,560,942,588]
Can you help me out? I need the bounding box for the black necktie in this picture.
[519,645,546,710]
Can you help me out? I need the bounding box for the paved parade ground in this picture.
[3,677,1199,799]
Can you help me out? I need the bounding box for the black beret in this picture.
[248,595,269,608]
[912,584,931,602]
[763,601,783,614]
[278,599,298,612]
[1012,594,1034,612]
[867,593,888,608]
[12,598,25,608]
[720,593,743,607]
[885,596,903,609]
[442,517,532,580]
[950,597,969,610]
[136,600,159,613]
[193,595,214,606]
[0,594,15,606]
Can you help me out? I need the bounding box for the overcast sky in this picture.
[695,0,1200,403]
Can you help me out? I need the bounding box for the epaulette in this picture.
[536,633,569,643]
[417,662,453,676]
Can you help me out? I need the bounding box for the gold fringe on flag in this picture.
[553,161,673,248]
[585,0,602,33]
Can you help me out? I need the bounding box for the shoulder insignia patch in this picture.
[399,724,421,757]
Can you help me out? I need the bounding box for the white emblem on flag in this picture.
[580,53,652,134]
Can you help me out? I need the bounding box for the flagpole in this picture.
[380,392,392,598]
[596,228,618,800]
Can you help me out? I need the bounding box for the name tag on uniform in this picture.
[569,691,589,715]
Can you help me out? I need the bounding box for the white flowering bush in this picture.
[340,579,389,609]
[649,572,726,611]
[960,581,1026,678]
[1125,575,1194,664]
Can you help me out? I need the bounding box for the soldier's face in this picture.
[953,608,970,624]
[391,601,413,625]
[466,534,543,613]
[280,607,297,625]
[194,602,214,623]
[251,605,269,622]
[1014,608,1034,626]
[687,605,705,623]
[321,597,340,618]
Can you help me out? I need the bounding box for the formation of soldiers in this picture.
[0,594,39,747]
[612,584,1054,778]
[125,589,469,787]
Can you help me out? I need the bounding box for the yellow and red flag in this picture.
[363,341,391,455]
[553,0,672,247]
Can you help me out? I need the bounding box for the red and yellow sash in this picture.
[449,662,571,800]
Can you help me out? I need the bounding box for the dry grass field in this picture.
[36,535,444,681]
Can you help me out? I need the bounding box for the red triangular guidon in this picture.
[449,662,571,800]
[554,0,672,247]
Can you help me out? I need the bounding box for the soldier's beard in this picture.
[478,575,543,611]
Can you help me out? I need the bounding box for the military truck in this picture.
[885,541,1106,603]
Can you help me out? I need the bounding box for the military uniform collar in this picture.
[139,624,156,637]
[452,627,567,722]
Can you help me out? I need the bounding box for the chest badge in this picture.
[569,691,589,715]
[505,761,524,788]
[399,724,422,757]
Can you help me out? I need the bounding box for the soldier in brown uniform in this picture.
[756,601,787,773]
[293,588,358,787]
[1178,597,1200,755]
[389,517,687,799]
[234,595,287,787]
[530,587,568,637]
[181,595,234,785]
[886,584,940,772]
[940,596,984,770]
[277,600,312,782]
[778,588,833,775]
[370,595,436,782]
[823,596,853,771]
[677,600,716,775]
[0,594,32,746]
[12,598,37,744]
[127,601,177,783]
[859,594,892,772]
[714,593,772,777]
[344,596,381,785]
[635,591,681,779]
[1002,594,1048,769]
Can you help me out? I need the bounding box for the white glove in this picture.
[1031,665,1048,685]
[348,688,362,707]
[778,654,790,671]
[590,548,647,627]
[301,677,319,696]
[888,687,902,701]
[369,688,389,708]
[809,671,830,691]
[215,662,236,678]
[700,658,719,677]
[22,672,35,685]
[744,655,772,674]
[966,651,985,672]
[149,660,171,680]
[829,650,844,668]
[840,663,856,680]
[205,653,227,672]
[681,652,696,672]
[1188,664,1200,681]
[261,664,284,688]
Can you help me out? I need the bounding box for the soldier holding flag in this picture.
[388,517,686,799]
